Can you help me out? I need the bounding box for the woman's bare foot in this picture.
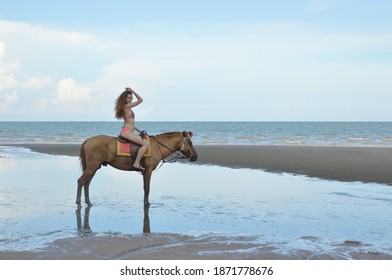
[133,164,145,171]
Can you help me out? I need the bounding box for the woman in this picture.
[114,87,149,171]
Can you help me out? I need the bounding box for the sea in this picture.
[1,121,392,146]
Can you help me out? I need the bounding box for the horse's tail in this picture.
[79,139,88,172]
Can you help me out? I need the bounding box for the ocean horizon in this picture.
[1,121,392,147]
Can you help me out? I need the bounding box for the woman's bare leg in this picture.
[134,138,149,169]
[122,131,149,170]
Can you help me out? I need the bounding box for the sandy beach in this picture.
[2,233,390,260]
[5,143,392,185]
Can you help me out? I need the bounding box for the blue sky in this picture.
[1,0,391,121]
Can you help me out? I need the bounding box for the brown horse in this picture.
[76,131,197,207]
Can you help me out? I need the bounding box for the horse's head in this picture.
[179,131,198,161]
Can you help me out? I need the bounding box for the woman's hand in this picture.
[132,91,143,102]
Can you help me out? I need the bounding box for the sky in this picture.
[0,0,392,121]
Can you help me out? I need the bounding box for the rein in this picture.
[151,133,193,164]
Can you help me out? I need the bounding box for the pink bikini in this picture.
[123,110,135,120]
[120,110,135,135]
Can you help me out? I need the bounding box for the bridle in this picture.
[179,132,194,159]
[151,132,194,163]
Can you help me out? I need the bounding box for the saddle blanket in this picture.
[116,136,152,157]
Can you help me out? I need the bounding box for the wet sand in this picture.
[5,143,392,185]
[193,145,392,185]
[2,233,390,260]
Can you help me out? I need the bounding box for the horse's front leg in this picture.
[143,170,152,207]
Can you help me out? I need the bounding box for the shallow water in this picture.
[1,146,392,258]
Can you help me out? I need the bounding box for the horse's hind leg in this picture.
[83,177,93,207]
[76,176,85,207]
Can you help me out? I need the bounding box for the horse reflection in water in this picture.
[75,205,151,234]
[75,206,92,235]
[77,131,197,207]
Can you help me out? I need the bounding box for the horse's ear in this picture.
[182,131,193,137]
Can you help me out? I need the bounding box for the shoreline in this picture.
[2,143,392,185]
[2,233,390,260]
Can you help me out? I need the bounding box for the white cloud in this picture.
[35,98,49,111]
[0,41,18,91]
[0,71,17,91]
[1,16,392,121]
[0,41,4,57]
[53,78,92,105]
[22,76,53,89]
[0,92,19,110]
[0,20,126,58]
[2,20,91,49]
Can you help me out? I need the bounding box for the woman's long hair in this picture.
[114,90,130,120]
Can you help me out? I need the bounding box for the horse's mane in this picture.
[156,132,179,137]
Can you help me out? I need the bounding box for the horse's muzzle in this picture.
[190,154,198,162]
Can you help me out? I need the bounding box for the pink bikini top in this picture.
[123,110,135,121]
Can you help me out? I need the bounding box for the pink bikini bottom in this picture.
[120,127,130,135]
